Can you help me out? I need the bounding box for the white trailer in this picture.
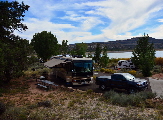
[115,59,135,69]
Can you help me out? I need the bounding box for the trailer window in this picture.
[73,61,93,73]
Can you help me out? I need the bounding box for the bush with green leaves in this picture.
[24,67,52,79]
[152,65,162,74]
[103,90,157,107]
[100,68,105,72]
[104,69,116,74]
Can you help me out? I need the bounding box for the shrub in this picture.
[152,65,162,73]
[109,58,120,63]
[23,67,52,79]
[100,68,105,72]
[67,100,75,108]
[105,69,116,74]
[37,100,52,107]
[155,57,163,66]
[117,69,137,76]
[128,70,137,76]
[94,69,100,72]
[109,63,117,68]
[1,106,28,120]
[86,89,93,94]
[103,90,156,107]
[0,102,5,115]
[79,112,100,119]
[93,75,96,80]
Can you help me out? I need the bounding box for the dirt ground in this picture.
[11,72,162,96]
[31,72,162,94]
[151,73,163,80]
[1,77,161,120]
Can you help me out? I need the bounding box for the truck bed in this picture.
[95,76,111,85]
[97,76,111,79]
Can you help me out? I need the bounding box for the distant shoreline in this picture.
[86,49,163,54]
[107,49,163,53]
[107,50,132,53]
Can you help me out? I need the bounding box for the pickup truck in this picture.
[95,73,148,93]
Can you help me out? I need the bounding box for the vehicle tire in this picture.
[100,84,106,91]
[128,88,137,94]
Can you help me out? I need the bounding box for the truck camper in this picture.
[44,56,93,85]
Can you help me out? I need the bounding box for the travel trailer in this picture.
[115,59,135,69]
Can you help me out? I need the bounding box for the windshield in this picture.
[125,73,135,81]
[73,61,93,73]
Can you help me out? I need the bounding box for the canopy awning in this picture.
[44,59,65,68]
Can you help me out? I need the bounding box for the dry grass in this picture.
[0,78,163,120]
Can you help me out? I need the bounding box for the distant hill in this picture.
[69,37,163,51]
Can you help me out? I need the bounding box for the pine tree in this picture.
[132,34,156,77]
[61,40,68,55]
[100,46,109,67]
[0,1,30,83]
[93,43,102,65]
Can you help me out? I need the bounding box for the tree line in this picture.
[0,1,156,84]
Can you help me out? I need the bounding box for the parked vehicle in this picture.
[95,73,148,93]
[44,56,93,86]
[115,59,135,69]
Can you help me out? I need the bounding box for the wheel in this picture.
[100,84,106,91]
[128,88,137,94]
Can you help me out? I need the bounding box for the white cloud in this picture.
[83,0,163,39]
[158,19,163,22]
[14,18,76,43]
[13,0,163,44]
[149,25,163,39]
[80,17,104,31]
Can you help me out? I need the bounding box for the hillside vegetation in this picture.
[0,74,163,119]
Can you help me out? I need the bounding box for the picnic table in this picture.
[37,80,58,90]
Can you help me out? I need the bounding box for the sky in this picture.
[7,0,163,44]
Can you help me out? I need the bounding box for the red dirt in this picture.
[151,73,163,79]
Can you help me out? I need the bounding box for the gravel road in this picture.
[148,77,163,97]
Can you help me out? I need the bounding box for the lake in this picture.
[87,51,163,58]
[107,51,163,58]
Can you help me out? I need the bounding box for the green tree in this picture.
[0,1,30,83]
[74,42,87,57]
[131,34,156,77]
[0,1,29,40]
[31,31,58,61]
[0,41,5,80]
[93,43,102,65]
[3,36,31,82]
[87,52,93,58]
[155,57,163,71]
[61,40,68,55]
[100,46,109,67]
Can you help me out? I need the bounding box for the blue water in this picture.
[107,51,163,58]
